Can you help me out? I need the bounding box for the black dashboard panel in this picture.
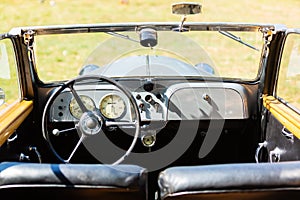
[49,81,251,122]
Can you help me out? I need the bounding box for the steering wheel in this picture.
[42,75,141,164]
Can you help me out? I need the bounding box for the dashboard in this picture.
[49,82,250,123]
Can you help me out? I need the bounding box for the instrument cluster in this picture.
[49,89,130,122]
[49,87,167,122]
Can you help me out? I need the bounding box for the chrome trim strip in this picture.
[8,22,284,36]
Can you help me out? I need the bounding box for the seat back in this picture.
[0,162,147,200]
[158,161,300,200]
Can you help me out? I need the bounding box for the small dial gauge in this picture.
[99,94,126,119]
[69,95,95,119]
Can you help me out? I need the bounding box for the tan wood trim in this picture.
[0,100,33,146]
[263,95,300,139]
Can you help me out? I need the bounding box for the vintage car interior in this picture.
[1,2,300,200]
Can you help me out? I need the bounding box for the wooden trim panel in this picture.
[263,95,300,139]
[0,100,33,146]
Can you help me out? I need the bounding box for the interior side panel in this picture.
[262,96,300,162]
[262,113,300,162]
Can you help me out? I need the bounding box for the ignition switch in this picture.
[142,134,156,147]
[141,130,157,147]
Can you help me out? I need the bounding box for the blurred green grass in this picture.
[0,0,299,103]
[1,0,299,82]
[0,0,299,33]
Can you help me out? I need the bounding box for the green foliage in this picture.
[0,0,299,103]
[0,0,299,33]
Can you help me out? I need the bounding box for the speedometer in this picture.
[69,95,95,119]
[99,94,126,119]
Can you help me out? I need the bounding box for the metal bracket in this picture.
[261,27,273,41]
[29,146,42,163]
[23,30,35,47]
[255,141,268,163]
[269,147,285,163]
[23,30,35,62]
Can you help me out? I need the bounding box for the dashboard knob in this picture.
[154,102,160,112]
[143,81,154,92]
[156,93,162,99]
[136,94,141,100]
[202,93,210,101]
[52,129,60,136]
[139,103,145,113]
[145,95,156,105]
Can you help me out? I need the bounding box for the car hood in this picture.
[86,55,214,77]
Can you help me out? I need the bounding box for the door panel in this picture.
[0,100,33,146]
[0,38,32,146]
[261,30,300,162]
[263,96,300,162]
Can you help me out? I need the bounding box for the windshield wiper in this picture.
[219,30,259,51]
[106,32,139,43]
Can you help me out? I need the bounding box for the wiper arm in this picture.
[219,30,259,51]
[106,32,139,43]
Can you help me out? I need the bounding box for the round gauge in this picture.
[99,94,126,119]
[69,95,95,119]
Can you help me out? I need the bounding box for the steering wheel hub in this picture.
[78,111,103,136]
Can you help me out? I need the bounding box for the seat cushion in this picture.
[158,161,300,200]
[0,162,147,199]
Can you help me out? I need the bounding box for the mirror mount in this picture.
[171,2,202,32]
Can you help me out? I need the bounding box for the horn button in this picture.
[78,111,103,136]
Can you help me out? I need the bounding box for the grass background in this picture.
[0,0,299,32]
[0,0,299,103]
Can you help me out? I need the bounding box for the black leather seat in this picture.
[0,162,147,200]
[158,161,300,200]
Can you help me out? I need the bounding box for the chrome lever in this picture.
[281,127,294,142]
[269,147,285,163]
[255,141,268,163]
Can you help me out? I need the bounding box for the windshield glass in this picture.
[35,29,264,82]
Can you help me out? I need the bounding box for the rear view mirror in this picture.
[0,88,5,106]
[172,2,202,15]
[171,2,201,32]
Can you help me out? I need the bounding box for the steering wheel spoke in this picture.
[69,83,89,113]
[105,120,138,128]
[65,134,87,163]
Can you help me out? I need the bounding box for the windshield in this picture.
[35,29,264,82]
